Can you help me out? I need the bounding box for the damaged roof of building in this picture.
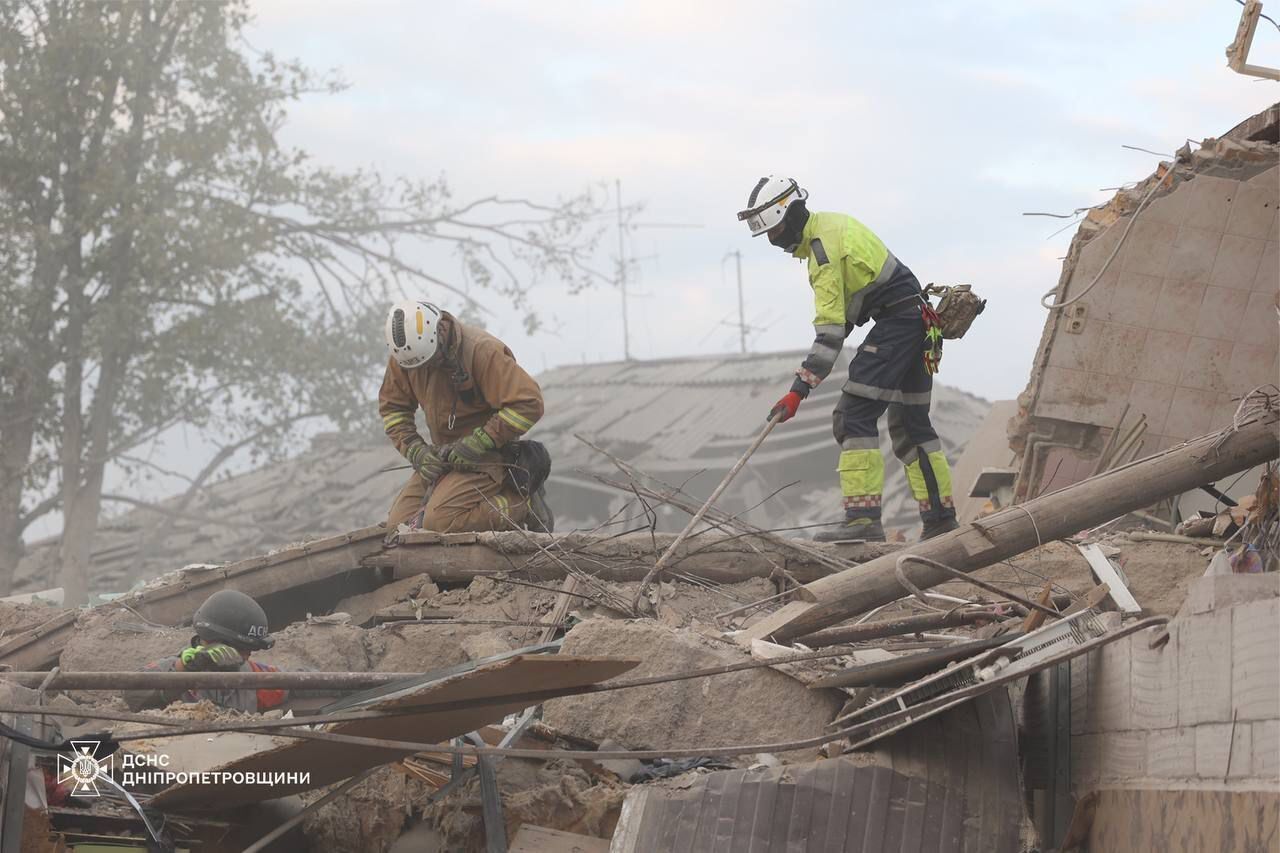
[15,350,990,597]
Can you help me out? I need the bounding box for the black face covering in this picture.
[768,200,809,253]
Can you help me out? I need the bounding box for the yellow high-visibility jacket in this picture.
[789,211,921,391]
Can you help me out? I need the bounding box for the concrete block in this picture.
[1165,226,1222,284]
[1194,285,1251,340]
[1142,186,1191,225]
[1230,720,1253,779]
[1132,626,1178,729]
[1164,385,1218,441]
[1073,224,1126,283]
[1151,279,1207,334]
[1195,722,1251,779]
[1091,323,1149,378]
[1228,342,1280,395]
[1177,337,1234,392]
[1072,732,1102,790]
[1035,366,1091,422]
[1105,270,1163,326]
[1269,213,1278,243]
[1092,635,1132,731]
[1119,219,1177,278]
[1247,165,1279,188]
[1225,181,1279,240]
[1253,240,1279,291]
[543,619,844,752]
[1071,651,1092,736]
[1132,329,1191,384]
[1210,234,1267,291]
[1252,720,1279,779]
[1081,372,1133,425]
[1178,608,1234,726]
[1232,597,1280,722]
[1124,381,1175,436]
[1098,730,1146,782]
[1046,310,1103,371]
[1241,289,1280,354]
[1186,572,1280,615]
[1181,176,1238,232]
[1146,726,1196,780]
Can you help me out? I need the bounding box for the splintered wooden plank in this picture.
[149,654,636,810]
[1076,544,1141,614]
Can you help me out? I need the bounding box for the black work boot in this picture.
[815,514,886,543]
[920,508,959,540]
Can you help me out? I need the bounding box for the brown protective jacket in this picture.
[378,312,544,456]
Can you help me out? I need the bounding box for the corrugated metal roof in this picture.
[13,349,992,595]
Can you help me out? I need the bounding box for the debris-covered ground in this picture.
[1,520,1245,851]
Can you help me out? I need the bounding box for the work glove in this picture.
[768,391,804,424]
[406,441,448,485]
[444,427,496,470]
[180,643,243,672]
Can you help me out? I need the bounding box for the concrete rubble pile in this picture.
[1,414,1276,851]
[0,107,1277,853]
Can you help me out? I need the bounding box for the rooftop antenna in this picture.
[613,180,702,361]
[724,250,747,354]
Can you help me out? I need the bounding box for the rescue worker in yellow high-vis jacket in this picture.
[737,175,958,542]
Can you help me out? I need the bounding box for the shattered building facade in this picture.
[1013,104,1279,505]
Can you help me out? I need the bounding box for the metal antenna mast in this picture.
[615,179,631,361]
[612,180,702,361]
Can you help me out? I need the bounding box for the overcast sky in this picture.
[248,0,1278,401]
[25,0,1280,543]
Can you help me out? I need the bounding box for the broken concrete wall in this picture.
[1014,106,1279,501]
[611,690,1024,853]
[1069,574,1280,797]
[543,619,843,753]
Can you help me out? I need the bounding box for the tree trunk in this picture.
[740,414,1280,645]
[0,488,25,597]
[0,409,40,596]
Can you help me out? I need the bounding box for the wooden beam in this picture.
[367,531,888,588]
[1077,544,1141,614]
[739,414,1279,645]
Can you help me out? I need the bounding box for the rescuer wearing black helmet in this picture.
[191,589,275,653]
[126,590,288,713]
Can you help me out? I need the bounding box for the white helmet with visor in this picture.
[736,176,808,236]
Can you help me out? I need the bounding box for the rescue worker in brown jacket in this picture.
[379,300,554,534]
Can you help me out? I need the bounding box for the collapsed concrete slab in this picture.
[610,690,1023,852]
[542,619,843,753]
[1012,108,1279,503]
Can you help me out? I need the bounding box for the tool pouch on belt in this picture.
[502,440,552,498]
[923,283,986,340]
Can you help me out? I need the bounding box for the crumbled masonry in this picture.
[2,105,1277,853]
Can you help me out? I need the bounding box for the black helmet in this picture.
[192,590,274,651]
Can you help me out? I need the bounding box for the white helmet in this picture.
[384,300,442,368]
[736,176,808,236]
